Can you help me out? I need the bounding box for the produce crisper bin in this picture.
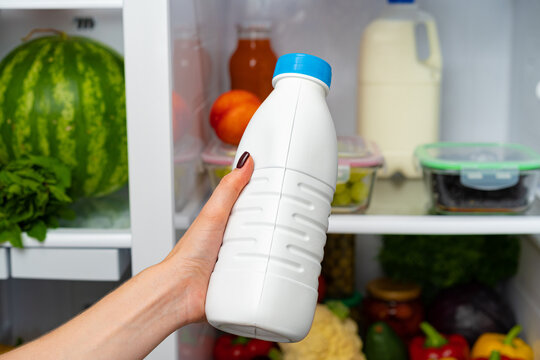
[201,136,384,213]
[415,142,540,214]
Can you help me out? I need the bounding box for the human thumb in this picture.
[192,151,253,234]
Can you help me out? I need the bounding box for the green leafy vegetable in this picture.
[0,156,73,247]
[378,235,520,301]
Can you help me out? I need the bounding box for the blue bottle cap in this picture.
[388,0,414,3]
[272,53,332,89]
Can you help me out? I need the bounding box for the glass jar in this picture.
[321,234,356,298]
[229,21,277,101]
[363,277,423,341]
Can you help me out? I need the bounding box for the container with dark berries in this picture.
[415,142,540,214]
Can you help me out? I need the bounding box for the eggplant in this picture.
[427,283,516,345]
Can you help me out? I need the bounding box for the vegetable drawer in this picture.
[10,248,130,281]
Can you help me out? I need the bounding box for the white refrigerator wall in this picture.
[0,9,123,57]
[509,0,540,153]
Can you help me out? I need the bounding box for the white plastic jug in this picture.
[357,0,442,178]
[205,53,337,343]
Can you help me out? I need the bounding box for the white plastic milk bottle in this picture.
[206,53,337,342]
[357,0,442,178]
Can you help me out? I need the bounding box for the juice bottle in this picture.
[229,21,277,101]
[357,0,442,178]
[206,53,337,342]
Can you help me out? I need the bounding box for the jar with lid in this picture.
[363,277,424,341]
[321,234,356,299]
[229,21,277,101]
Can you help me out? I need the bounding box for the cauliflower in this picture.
[279,304,366,360]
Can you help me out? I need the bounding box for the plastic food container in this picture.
[415,143,540,214]
[201,139,236,189]
[174,136,202,211]
[332,136,383,213]
[202,136,384,214]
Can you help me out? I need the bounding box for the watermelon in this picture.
[0,32,128,198]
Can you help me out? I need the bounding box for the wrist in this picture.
[144,260,191,330]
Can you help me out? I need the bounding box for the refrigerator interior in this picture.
[0,0,539,357]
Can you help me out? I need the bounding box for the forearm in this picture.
[1,155,254,360]
[3,261,187,360]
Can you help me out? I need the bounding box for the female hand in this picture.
[161,151,254,324]
[1,152,253,360]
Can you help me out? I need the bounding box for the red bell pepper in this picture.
[214,334,275,360]
[409,322,469,360]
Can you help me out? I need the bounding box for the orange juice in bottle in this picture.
[229,21,277,101]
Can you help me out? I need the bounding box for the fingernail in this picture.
[236,151,250,169]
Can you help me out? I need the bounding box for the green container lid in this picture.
[415,142,540,171]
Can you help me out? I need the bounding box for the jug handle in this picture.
[418,20,442,69]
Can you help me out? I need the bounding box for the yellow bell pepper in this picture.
[471,325,533,360]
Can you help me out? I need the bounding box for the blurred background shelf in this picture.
[328,179,540,235]
[0,0,122,9]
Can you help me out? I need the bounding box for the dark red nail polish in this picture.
[236,151,250,169]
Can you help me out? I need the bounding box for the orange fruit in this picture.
[209,90,261,129]
[214,101,260,145]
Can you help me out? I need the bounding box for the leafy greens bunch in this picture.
[0,156,74,247]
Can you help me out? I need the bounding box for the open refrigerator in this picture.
[0,0,539,359]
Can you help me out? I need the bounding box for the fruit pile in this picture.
[203,89,261,189]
